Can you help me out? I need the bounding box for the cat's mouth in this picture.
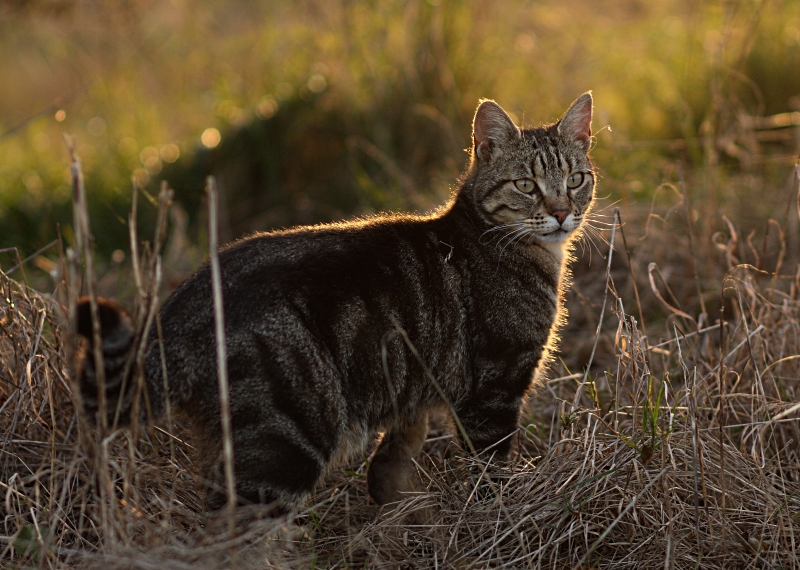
[535,228,572,243]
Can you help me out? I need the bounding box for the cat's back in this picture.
[223,215,440,289]
[166,213,448,315]
[148,213,462,398]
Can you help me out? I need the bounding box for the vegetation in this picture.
[2,0,799,257]
[2,0,800,567]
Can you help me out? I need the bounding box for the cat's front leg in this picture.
[455,389,523,460]
[367,412,428,505]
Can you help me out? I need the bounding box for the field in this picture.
[3,1,800,568]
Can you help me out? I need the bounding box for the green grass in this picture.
[1,0,799,260]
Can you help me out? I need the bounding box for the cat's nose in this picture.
[551,209,569,225]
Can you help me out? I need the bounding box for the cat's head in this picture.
[464,93,595,248]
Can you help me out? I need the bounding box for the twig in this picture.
[129,178,144,299]
[616,210,646,338]
[677,163,707,317]
[389,315,476,457]
[0,81,94,140]
[648,262,694,321]
[577,467,669,567]
[646,322,727,352]
[571,208,619,411]
[2,240,59,275]
[206,176,237,539]
[718,282,727,543]
[66,135,112,539]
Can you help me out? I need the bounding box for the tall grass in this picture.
[2,158,800,568]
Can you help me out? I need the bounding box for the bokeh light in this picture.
[201,128,221,149]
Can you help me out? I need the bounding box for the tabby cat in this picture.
[77,93,595,508]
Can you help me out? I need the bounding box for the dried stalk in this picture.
[206,176,237,539]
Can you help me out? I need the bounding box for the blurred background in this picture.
[0,0,798,287]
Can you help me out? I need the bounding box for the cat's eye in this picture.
[514,179,536,193]
[567,173,584,189]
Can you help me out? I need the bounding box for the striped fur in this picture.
[76,93,595,509]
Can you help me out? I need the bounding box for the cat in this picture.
[76,92,595,509]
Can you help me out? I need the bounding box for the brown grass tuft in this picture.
[3,166,800,568]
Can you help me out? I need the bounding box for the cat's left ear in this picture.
[557,92,593,150]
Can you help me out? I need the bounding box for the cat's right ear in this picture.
[473,100,520,162]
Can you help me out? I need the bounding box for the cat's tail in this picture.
[76,297,144,427]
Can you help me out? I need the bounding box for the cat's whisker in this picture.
[480,222,530,245]
[489,227,530,243]
[583,213,616,225]
[584,222,611,242]
[494,227,530,251]
[581,222,603,238]
[495,229,534,269]
[574,230,598,261]
[499,229,532,258]
[585,211,615,222]
[586,211,616,218]
[484,221,529,233]
[496,226,525,245]
[589,199,620,213]
[494,233,528,259]
[574,233,589,258]
[578,224,609,257]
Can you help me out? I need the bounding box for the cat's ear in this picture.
[473,100,520,162]
[557,92,593,149]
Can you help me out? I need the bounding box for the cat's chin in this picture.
[535,228,572,244]
[527,230,572,264]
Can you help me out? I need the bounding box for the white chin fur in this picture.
[535,229,572,243]
[529,232,568,264]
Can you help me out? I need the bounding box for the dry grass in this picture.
[3,166,800,569]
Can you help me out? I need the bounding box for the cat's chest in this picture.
[466,259,560,339]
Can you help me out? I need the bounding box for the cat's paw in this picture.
[367,454,419,505]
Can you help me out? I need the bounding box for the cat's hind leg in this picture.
[367,412,428,505]
[203,423,329,511]
[202,377,341,511]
